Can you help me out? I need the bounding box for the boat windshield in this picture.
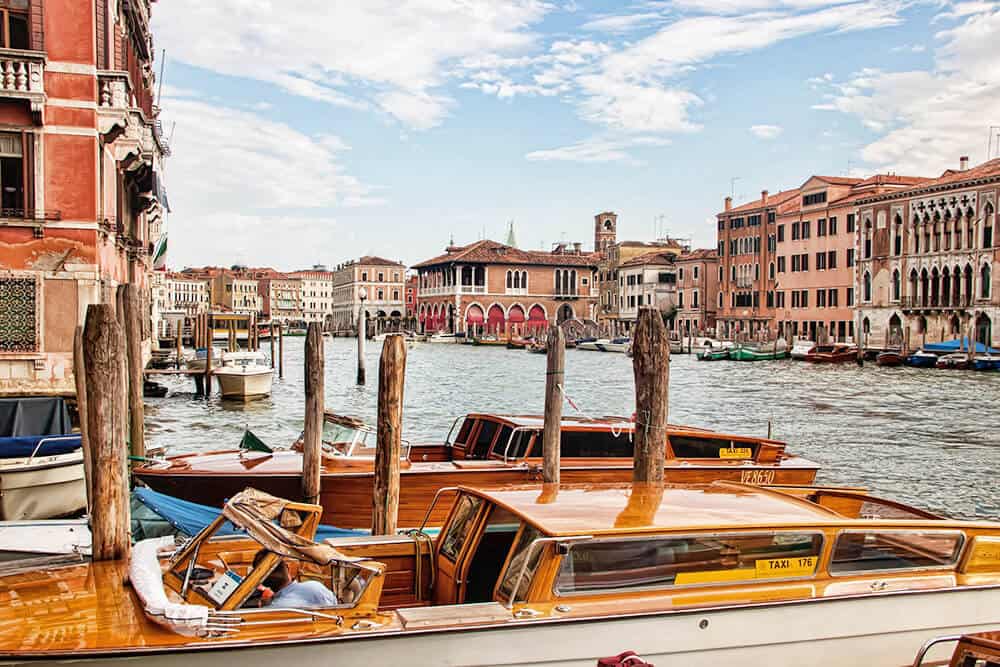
[496,523,543,603]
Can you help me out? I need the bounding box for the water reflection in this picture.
[145,337,1000,520]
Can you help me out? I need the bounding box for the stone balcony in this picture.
[0,49,45,121]
[97,70,169,163]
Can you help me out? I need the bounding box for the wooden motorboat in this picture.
[935,352,970,370]
[471,336,507,346]
[804,344,857,364]
[426,332,459,343]
[506,337,529,350]
[526,341,547,354]
[577,337,630,353]
[3,483,1000,667]
[905,350,938,368]
[876,351,904,367]
[790,339,816,360]
[912,630,1000,667]
[212,351,274,400]
[133,412,819,529]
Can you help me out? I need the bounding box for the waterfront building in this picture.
[775,174,926,343]
[289,266,334,325]
[405,274,418,321]
[675,249,720,336]
[166,273,210,315]
[0,0,168,395]
[211,273,260,314]
[617,251,678,329]
[331,256,406,333]
[856,157,1000,349]
[259,275,301,323]
[413,239,599,336]
[716,189,799,340]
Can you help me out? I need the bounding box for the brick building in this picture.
[0,0,168,395]
[404,274,418,321]
[331,256,405,333]
[856,157,1000,350]
[617,251,678,328]
[413,239,598,336]
[674,249,719,336]
[774,174,926,343]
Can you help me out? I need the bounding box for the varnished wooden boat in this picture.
[132,413,819,529]
[876,351,904,367]
[912,630,1000,667]
[804,344,858,364]
[2,483,999,667]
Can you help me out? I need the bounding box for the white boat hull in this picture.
[0,451,86,521]
[7,585,995,667]
[0,517,90,560]
[213,368,273,399]
[577,340,629,353]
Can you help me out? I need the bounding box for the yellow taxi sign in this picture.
[755,556,818,578]
[719,447,752,459]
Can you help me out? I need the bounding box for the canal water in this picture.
[145,337,1000,520]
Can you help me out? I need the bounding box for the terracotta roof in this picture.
[723,188,801,215]
[618,239,683,250]
[621,250,677,268]
[357,255,404,267]
[677,248,718,261]
[811,175,863,186]
[859,159,1000,203]
[855,174,928,187]
[412,239,598,269]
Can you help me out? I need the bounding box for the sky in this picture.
[151,0,1000,272]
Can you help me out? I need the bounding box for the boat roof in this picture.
[467,413,779,442]
[459,482,902,536]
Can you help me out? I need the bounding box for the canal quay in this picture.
[145,336,1000,521]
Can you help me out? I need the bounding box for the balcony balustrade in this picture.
[0,49,44,120]
[898,294,974,311]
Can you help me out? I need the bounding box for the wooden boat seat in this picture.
[396,601,511,629]
[451,460,511,470]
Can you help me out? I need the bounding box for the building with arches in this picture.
[331,256,406,334]
[412,239,598,336]
[855,157,1000,350]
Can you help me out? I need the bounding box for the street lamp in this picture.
[358,287,367,336]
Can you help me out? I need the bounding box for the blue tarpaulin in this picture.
[922,337,999,354]
[0,434,81,459]
[133,487,365,540]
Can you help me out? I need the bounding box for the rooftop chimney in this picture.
[960,156,969,171]
[724,196,732,212]
[572,242,582,254]
[761,190,769,206]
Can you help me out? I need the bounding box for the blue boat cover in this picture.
[0,433,81,458]
[923,337,999,354]
[133,487,364,539]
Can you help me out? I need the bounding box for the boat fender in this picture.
[597,651,654,667]
[129,536,210,629]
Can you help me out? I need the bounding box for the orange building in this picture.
[0,0,168,395]
[413,239,598,336]
[674,249,719,336]
[774,174,925,343]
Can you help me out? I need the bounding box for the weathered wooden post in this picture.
[372,334,406,535]
[541,325,564,484]
[204,314,214,397]
[121,284,144,462]
[904,326,911,356]
[357,309,367,385]
[302,322,324,504]
[632,308,669,484]
[175,320,183,370]
[73,326,93,512]
[269,322,277,369]
[277,323,284,378]
[83,304,129,560]
[968,321,976,365]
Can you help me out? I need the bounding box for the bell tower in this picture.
[594,211,617,256]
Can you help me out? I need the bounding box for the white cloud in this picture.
[750,124,784,139]
[581,12,667,33]
[525,135,671,163]
[812,4,1000,173]
[152,1,549,129]
[890,43,926,52]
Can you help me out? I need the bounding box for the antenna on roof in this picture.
[988,126,1000,160]
[730,176,741,199]
[156,49,166,108]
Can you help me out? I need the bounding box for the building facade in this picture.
[856,157,1000,350]
[413,239,599,336]
[210,273,260,314]
[617,251,678,327]
[675,249,719,336]
[290,267,334,325]
[331,256,405,333]
[405,274,418,321]
[0,0,168,394]
[259,276,301,323]
[775,175,926,343]
[167,273,209,315]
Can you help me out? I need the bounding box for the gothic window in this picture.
[891,269,900,301]
[982,264,991,299]
[863,271,871,302]
[506,271,512,289]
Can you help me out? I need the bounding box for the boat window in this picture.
[505,430,535,459]
[470,420,499,458]
[497,523,544,602]
[439,495,484,562]
[453,418,475,446]
[669,435,758,460]
[488,425,515,458]
[555,532,823,595]
[829,530,964,575]
[559,430,634,458]
[464,505,521,603]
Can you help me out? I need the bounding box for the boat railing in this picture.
[909,635,962,667]
[502,426,535,464]
[504,535,592,609]
[26,435,80,463]
[417,486,463,533]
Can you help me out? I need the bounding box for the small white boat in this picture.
[426,332,459,343]
[790,339,816,360]
[185,346,224,372]
[212,351,273,400]
[0,435,87,521]
[577,337,630,353]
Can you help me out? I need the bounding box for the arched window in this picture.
[521,271,528,290]
[982,264,991,299]
[984,203,994,248]
[864,219,873,259]
[769,262,775,280]
[891,269,900,301]
[555,270,562,293]
[863,271,872,302]
[954,220,962,250]
[506,271,512,289]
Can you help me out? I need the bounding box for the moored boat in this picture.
[730,345,788,361]
[804,344,858,364]
[973,355,1000,371]
[790,339,816,360]
[133,412,819,529]
[3,483,1000,667]
[577,337,630,353]
[426,332,459,343]
[212,351,273,400]
[913,630,1000,667]
[935,352,970,370]
[876,350,904,367]
[185,346,224,372]
[905,350,939,368]
[696,347,729,361]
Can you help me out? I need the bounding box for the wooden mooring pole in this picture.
[541,325,564,485]
[270,322,277,369]
[73,325,93,513]
[357,310,367,385]
[372,334,405,535]
[204,315,214,397]
[83,304,129,560]
[632,308,669,484]
[175,319,183,370]
[120,285,144,461]
[302,323,324,504]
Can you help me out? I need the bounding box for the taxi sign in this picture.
[719,447,752,459]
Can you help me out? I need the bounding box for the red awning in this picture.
[487,305,505,327]
[508,306,525,323]
[466,305,484,324]
[528,305,546,323]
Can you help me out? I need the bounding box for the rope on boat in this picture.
[556,383,630,440]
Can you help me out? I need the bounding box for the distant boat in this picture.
[973,356,1000,371]
[789,339,816,360]
[212,351,273,400]
[730,345,787,361]
[696,348,729,361]
[426,332,458,343]
[905,350,938,368]
[804,344,857,364]
[935,352,970,370]
[577,337,630,353]
[876,351,904,367]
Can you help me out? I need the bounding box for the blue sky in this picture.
[151,0,1000,271]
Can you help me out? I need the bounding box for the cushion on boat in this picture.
[0,434,81,458]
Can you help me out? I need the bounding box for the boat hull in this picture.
[577,341,629,353]
[905,353,938,368]
[730,348,787,361]
[135,461,818,529]
[3,584,996,667]
[696,349,729,361]
[0,452,86,521]
[213,369,273,399]
[876,352,904,367]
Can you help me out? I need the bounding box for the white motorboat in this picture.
[185,346,224,372]
[0,435,87,521]
[426,332,459,343]
[577,337,630,353]
[212,350,273,400]
[790,339,816,360]
[0,517,90,562]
